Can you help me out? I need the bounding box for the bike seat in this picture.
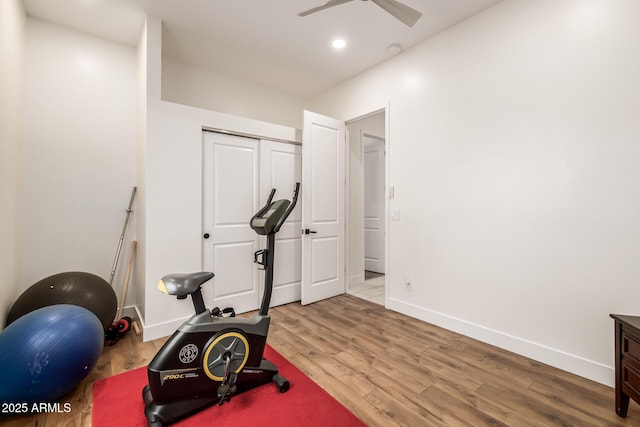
[158,272,214,297]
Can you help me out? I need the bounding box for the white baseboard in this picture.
[134,307,190,342]
[132,296,615,387]
[349,273,365,287]
[124,304,181,342]
[118,305,138,320]
[386,297,614,387]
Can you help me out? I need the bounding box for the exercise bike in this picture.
[143,183,299,426]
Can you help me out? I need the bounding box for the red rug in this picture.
[92,345,365,426]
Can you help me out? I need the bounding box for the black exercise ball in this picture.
[7,271,117,331]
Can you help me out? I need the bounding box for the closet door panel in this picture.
[203,132,260,313]
[260,140,302,307]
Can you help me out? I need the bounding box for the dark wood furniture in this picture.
[611,314,640,417]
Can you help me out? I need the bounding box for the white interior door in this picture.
[259,140,302,307]
[301,110,346,305]
[364,135,385,273]
[202,132,260,314]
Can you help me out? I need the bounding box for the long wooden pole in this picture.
[116,240,136,321]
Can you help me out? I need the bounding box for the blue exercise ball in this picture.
[0,304,104,404]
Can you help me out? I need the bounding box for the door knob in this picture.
[203,233,210,239]
[302,229,317,235]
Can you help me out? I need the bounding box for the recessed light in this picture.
[332,39,346,49]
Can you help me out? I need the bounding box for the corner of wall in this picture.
[0,0,26,328]
[135,18,149,325]
[136,14,164,330]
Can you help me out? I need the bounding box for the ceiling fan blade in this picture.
[370,0,422,27]
[298,0,355,17]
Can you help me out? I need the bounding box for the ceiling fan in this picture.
[298,0,422,27]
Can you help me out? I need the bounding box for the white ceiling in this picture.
[22,0,501,97]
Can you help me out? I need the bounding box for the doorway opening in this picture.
[345,110,387,306]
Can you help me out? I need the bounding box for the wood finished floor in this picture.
[2,293,639,426]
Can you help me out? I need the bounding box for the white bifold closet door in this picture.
[202,131,301,314]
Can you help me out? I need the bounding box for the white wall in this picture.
[135,24,307,332]
[0,0,26,327]
[310,0,640,386]
[22,19,137,309]
[162,58,308,129]
[139,18,300,339]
